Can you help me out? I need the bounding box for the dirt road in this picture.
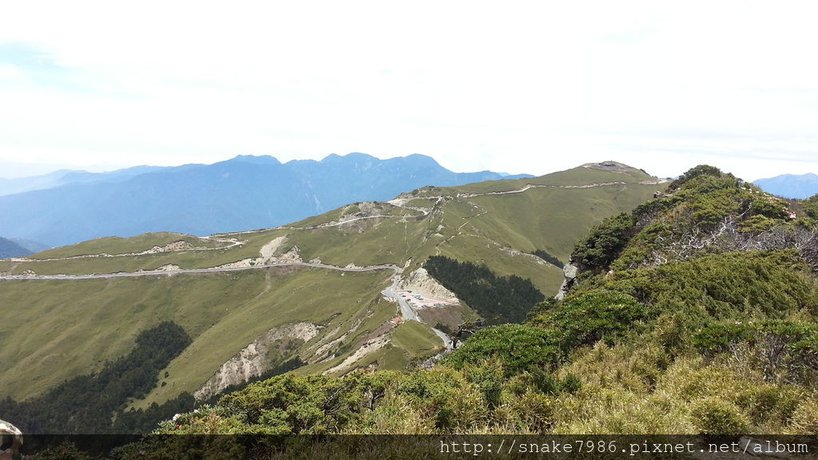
[0,260,401,281]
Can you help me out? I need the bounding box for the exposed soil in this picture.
[194,322,319,400]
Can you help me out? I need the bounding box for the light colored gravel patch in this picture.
[259,236,287,262]
[323,334,390,375]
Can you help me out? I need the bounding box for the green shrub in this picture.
[692,319,818,384]
[350,392,433,434]
[461,359,506,408]
[749,197,789,220]
[219,374,365,434]
[740,214,779,233]
[572,213,637,272]
[396,367,487,431]
[157,405,248,434]
[535,289,647,354]
[499,368,565,403]
[556,343,666,395]
[668,165,725,191]
[791,397,818,434]
[690,398,750,434]
[445,324,559,374]
[691,321,753,353]
[603,251,816,322]
[506,391,555,433]
[735,385,803,429]
[803,195,818,220]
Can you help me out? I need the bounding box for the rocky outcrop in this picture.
[213,237,300,269]
[139,240,194,255]
[157,264,180,271]
[310,316,367,363]
[194,322,319,400]
[271,245,302,263]
[555,263,578,300]
[259,236,287,261]
[323,334,390,375]
[399,268,458,304]
[582,161,634,172]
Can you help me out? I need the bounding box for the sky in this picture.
[1,1,818,181]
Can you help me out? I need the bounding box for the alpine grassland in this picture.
[0,162,662,434]
[154,166,818,437]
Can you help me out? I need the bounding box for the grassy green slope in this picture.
[455,162,656,192]
[284,166,661,292]
[328,320,445,373]
[141,269,396,407]
[0,230,288,275]
[0,268,391,403]
[0,162,663,406]
[155,166,818,438]
[391,320,444,358]
[1,164,660,285]
[30,233,228,259]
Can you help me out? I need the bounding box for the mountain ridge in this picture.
[755,172,818,199]
[0,165,167,197]
[0,237,32,258]
[134,164,818,440]
[0,161,661,420]
[0,153,531,247]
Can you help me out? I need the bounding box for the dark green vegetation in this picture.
[572,212,636,273]
[424,256,545,323]
[160,166,818,436]
[1,322,192,433]
[443,324,558,375]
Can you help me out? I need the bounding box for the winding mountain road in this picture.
[380,273,423,322]
[0,260,402,281]
[380,275,454,351]
[0,250,456,352]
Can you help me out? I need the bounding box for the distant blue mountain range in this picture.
[754,173,818,199]
[0,153,530,247]
[0,237,32,258]
[0,165,166,197]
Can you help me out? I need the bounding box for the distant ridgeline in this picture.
[143,165,818,438]
[755,172,818,199]
[0,153,531,247]
[0,237,31,258]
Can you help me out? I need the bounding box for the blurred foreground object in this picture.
[0,419,22,460]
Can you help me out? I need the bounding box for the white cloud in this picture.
[1,1,817,180]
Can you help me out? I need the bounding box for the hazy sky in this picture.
[1,1,817,180]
